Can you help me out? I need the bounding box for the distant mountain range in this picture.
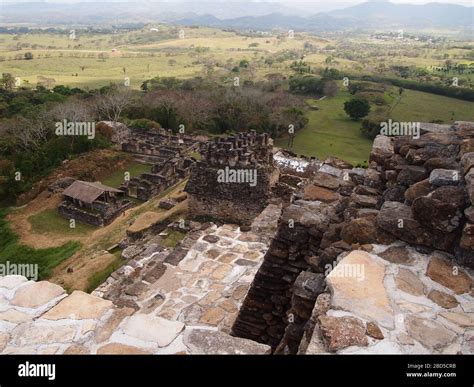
[1,1,472,31]
[176,2,473,31]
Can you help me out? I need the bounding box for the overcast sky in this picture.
[2,0,473,9]
[1,0,472,3]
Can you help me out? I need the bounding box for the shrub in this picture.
[344,97,370,120]
[130,118,161,130]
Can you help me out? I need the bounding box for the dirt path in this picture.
[8,190,136,250]
[7,191,85,249]
[7,175,188,292]
[58,182,187,291]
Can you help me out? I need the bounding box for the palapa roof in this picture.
[63,180,122,204]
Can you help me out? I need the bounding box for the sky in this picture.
[1,0,472,3]
[1,0,472,10]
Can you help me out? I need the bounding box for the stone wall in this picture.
[58,199,134,227]
[185,131,278,225]
[186,166,278,225]
[273,150,321,179]
[231,157,358,351]
[232,121,474,354]
[121,157,195,201]
[121,128,199,164]
[369,121,473,267]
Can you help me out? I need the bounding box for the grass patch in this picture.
[190,151,202,160]
[390,89,474,123]
[275,86,474,166]
[275,90,373,166]
[85,250,123,293]
[0,209,80,280]
[160,229,186,248]
[102,162,152,188]
[28,208,97,236]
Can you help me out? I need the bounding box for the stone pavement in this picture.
[0,204,282,354]
[126,222,272,333]
[300,247,474,354]
[0,275,270,354]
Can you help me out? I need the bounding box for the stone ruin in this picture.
[231,121,474,354]
[120,156,195,201]
[1,122,473,355]
[185,130,279,225]
[121,127,199,164]
[119,127,201,201]
[58,180,134,227]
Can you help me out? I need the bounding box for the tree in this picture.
[290,60,311,74]
[4,114,50,151]
[323,80,339,98]
[1,73,15,90]
[94,85,131,123]
[321,67,342,80]
[289,76,324,96]
[50,98,92,123]
[344,98,370,120]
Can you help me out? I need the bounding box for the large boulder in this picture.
[369,135,393,165]
[311,172,341,190]
[412,186,466,233]
[410,132,459,147]
[404,179,432,204]
[424,157,459,174]
[376,201,456,251]
[466,168,474,204]
[406,143,458,165]
[326,251,394,329]
[323,156,353,170]
[460,138,474,156]
[461,152,474,175]
[405,316,457,351]
[460,223,474,251]
[303,185,340,203]
[318,316,368,352]
[383,186,406,203]
[429,169,461,187]
[349,193,379,209]
[396,165,428,186]
[184,329,271,354]
[426,255,472,294]
[465,207,474,223]
[384,154,408,170]
[364,169,383,190]
[341,216,395,245]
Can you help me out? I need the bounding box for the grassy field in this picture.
[102,162,152,188]
[28,208,97,236]
[0,27,327,89]
[6,27,471,90]
[275,86,474,165]
[275,90,373,166]
[0,209,80,280]
[390,89,474,122]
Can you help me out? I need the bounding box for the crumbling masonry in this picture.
[185,130,279,225]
